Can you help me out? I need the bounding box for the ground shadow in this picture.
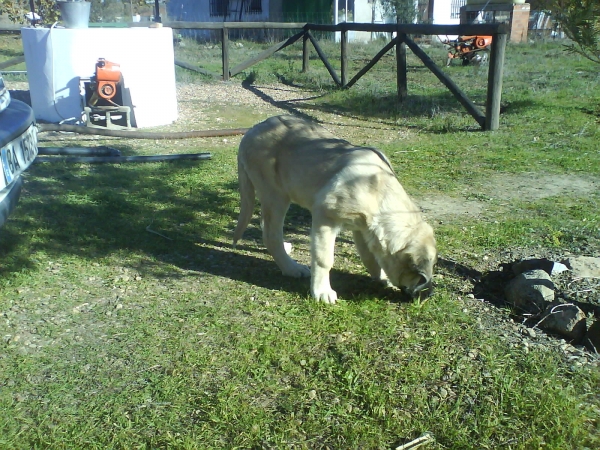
[437,257,512,309]
[241,77,317,120]
[8,89,31,105]
[0,155,414,301]
[249,69,555,133]
[242,78,489,131]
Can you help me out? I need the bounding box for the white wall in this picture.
[433,0,464,41]
[433,1,462,25]
[336,0,395,42]
[353,0,378,42]
[354,0,374,23]
[22,27,178,128]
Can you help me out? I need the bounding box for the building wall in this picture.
[351,0,376,42]
[167,1,477,42]
[167,0,272,22]
[431,0,465,41]
[282,0,331,22]
[354,0,374,23]
[337,0,393,42]
[510,3,530,43]
[432,0,464,25]
[460,3,531,43]
[270,0,283,21]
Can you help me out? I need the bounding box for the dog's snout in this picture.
[405,278,434,300]
[416,275,429,291]
[415,282,434,300]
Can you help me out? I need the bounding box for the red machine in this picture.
[444,35,493,66]
[89,58,122,105]
[84,58,131,129]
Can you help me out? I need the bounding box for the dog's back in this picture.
[237,116,397,209]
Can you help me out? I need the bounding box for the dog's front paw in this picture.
[311,288,338,304]
[376,277,394,288]
[282,263,311,278]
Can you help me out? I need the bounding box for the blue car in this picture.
[0,73,38,228]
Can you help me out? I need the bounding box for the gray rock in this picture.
[512,258,569,276]
[504,269,555,314]
[564,256,600,279]
[511,258,555,276]
[538,302,586,343]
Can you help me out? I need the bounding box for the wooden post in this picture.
[153,0,161,23]
[404,36,486,128]
[175,59,220,79]
[396,33,407,101]
[341,28,348,87]
[307,32,341,86]
[229,31,305,77]
[485,32,508,131]
[302,31,309,73]
[345,38,397,89]
[221,27,229,81]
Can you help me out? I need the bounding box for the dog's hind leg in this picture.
[261,197,310,278]
[233,165,255,247]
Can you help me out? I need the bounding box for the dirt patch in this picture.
[483,173,599,202]
[418,195,485,219]
[417,173,599,220]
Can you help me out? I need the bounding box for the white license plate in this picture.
[1,124,38,188]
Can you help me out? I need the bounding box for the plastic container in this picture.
[57,1,91,29]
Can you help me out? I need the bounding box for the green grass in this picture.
[1,33,600,449]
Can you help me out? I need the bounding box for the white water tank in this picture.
[21,26,178,128]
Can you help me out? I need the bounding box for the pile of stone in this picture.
[504,256,600,352]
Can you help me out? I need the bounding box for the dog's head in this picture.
[386,223,437,299]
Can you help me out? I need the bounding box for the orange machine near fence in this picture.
[444,35,493,66]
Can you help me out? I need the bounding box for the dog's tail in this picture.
[232,161,255,247]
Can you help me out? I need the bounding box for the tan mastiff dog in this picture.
[233,115,437,303]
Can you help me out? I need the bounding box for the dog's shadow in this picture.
[436,257,514,309]
[330,270,413,303]
[191,237,413,303]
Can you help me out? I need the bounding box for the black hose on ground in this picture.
[34,153,212,164]
[38,146,121,157]
[37,123,249,139]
